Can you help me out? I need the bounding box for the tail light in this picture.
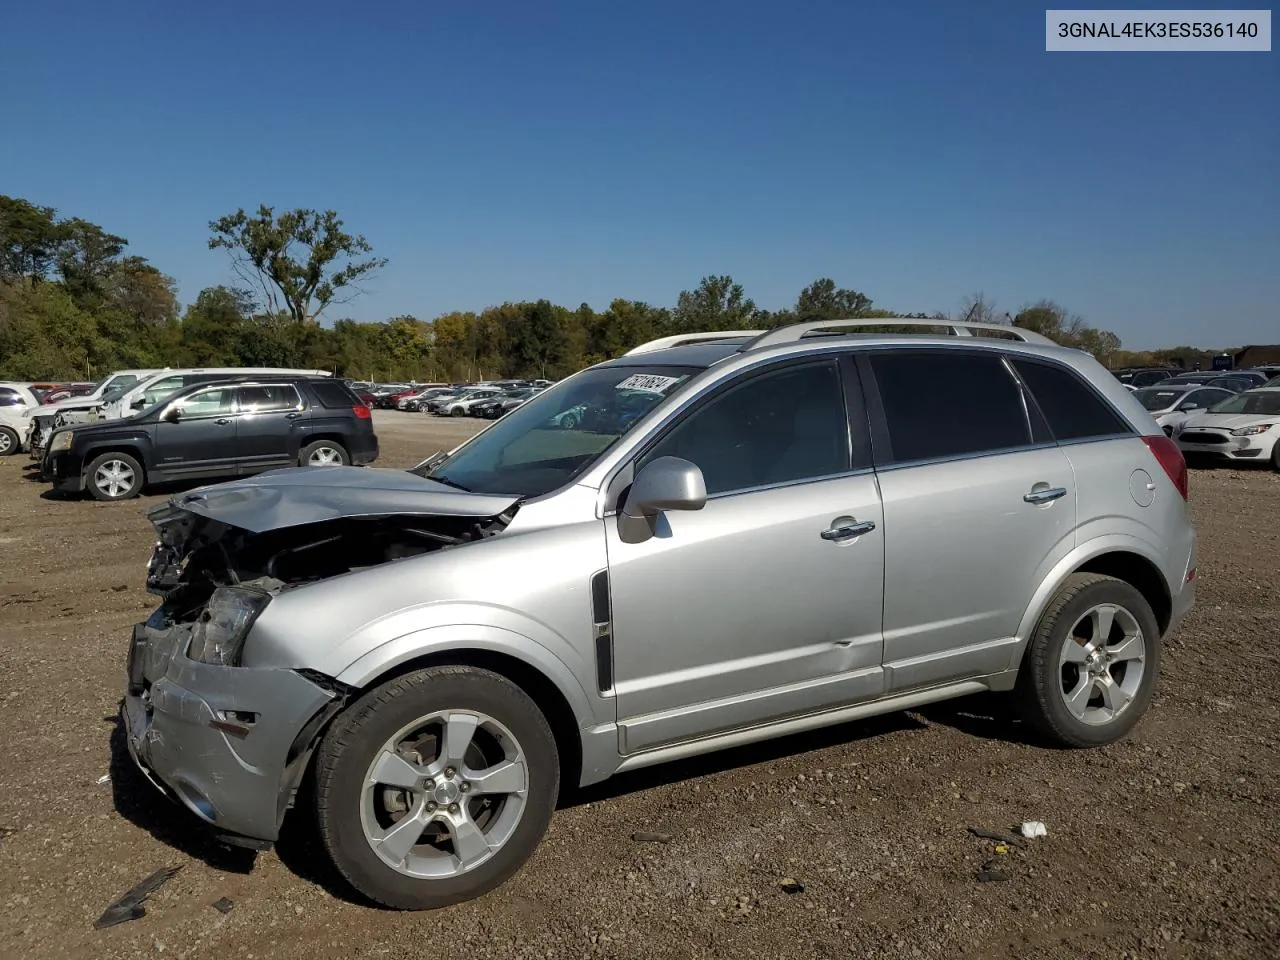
[1141,435,1188,500]
[353,404,371,420]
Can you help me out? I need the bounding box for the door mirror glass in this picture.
[618,456,707,543]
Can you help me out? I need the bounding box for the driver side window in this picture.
[637,359,851,497]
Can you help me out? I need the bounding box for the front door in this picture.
[858,349,1078,692]
[606,357,886,755]
[153,385,241,478]
[234,384,306,473]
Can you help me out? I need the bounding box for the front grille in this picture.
[1179,432,1228,445]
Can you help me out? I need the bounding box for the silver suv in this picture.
[124,319,1196,909]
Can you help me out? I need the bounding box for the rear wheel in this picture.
[1015,573,1160,747]
[450,406,465,417]
[85,452,144,501]
[301,441,349,466]
[0,426,18,456]
[314,665,559,910]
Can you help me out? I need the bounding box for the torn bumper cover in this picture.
[125,467,521,844]
[122,608,345,845]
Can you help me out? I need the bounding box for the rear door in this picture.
[233,383,306,473]
[153,385,241,477]
[859,348,1078,692]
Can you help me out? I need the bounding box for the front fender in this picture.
[1010,533,1177,670]
[318,604,604,729]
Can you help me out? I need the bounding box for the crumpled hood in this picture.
[29,397,105,418]
[153,467,521,533]
[1181,412,1280,431]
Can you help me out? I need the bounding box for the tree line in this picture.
[0,193,1208,383]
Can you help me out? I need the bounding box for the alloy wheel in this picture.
[94,459,136,498]
[359,710,529,879]
[1058,603,1146,726]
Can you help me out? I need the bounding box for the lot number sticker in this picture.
[615,374,683,394]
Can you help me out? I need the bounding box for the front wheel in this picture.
[1271,440,1280,472]
[301,441,349,466]
[450,406,465,417]
[85,452,144,501]
[313,665,559,910]
[0,426,19,456]
[1015,573,1160,747]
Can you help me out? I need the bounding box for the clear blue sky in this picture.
[2,0,1276,349]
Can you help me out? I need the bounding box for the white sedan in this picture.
[0,382,42,455]
[1132,383,1238,436]
[1175,384,1280,469]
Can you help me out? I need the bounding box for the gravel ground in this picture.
[0,411,1277,960]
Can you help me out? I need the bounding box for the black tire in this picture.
[314,665,559,910]
[558,412,578,430]
[84,452,145,501]
[1015,573,1161,748]
[300,440,349,467]
[1272,441,1280,472]
[450,406,465,417]
[0,426,19,456]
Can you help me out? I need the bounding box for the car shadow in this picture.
[912,692,1046,747]
[272,709,932,907]
[105,712,258,875]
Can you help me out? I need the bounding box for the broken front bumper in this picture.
[122,611,344,845]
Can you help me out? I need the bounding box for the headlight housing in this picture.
[1230,423,1275,437]
[187,587,272,666]
[49,430,74,453]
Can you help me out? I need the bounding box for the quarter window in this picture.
[637,359,851,496]
[869,351,1030,463]
[1013,359,1132,441]
[0,388,23,407]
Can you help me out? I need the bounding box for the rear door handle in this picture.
[215,418,232,425]
[1024,486,1068,504]
[285,412,303,420]
[821,518,876,542]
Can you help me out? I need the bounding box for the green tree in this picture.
[1014,300,1122,362]
[795,277,873,321]
[672,275,758,333]
[180,286,255,364]
[208,205,387,325]
[56,218,128,298]
[0,196,63,281]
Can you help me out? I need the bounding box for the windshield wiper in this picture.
[428,474,472,492]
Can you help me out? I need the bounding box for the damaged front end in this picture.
[125,467,522,846]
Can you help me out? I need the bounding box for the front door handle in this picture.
[1024,486,1068,504]
[215,418,232,425]
[285,412,303,420]
[821,518,876,542]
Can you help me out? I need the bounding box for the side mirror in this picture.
[617,456,707,544]
[162,406,181,424]
[130,398,146,410]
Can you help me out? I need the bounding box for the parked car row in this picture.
[350,379,555,417]
[1115,365,1278,392]
[1170,381,1280,469]
[6,368,378,501]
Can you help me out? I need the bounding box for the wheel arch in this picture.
[83,443,149,477]
[1013,543,1175,671]
[338,648,584,800]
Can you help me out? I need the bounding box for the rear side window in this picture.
[238,385,302,413]
[1013,359,1132,441]
[0,388,23,407]
[308,380,361,408]
[868,351,1029,463]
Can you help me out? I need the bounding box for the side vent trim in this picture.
[589,569,614,695]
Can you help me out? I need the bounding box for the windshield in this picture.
[1207,391,1280,416]
[1134,387,1186,411]
[421,364,700,497]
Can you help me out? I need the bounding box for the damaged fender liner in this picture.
[146,466,520,604]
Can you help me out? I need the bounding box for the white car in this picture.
[21,369,164,423]
[0,382,43,455]
[1132,383,1237,436]
[1175,384,1280,469]
[437,388,504,417]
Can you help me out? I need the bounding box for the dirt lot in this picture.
[1,412,1277,960]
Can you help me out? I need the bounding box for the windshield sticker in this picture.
[615,374,683,394]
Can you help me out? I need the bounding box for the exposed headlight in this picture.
[49,431,74,453]
[1230,423,1275,437]
[187,587,272,666]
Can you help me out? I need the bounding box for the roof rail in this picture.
[737,318,1057,351]
[621,330,764,356]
